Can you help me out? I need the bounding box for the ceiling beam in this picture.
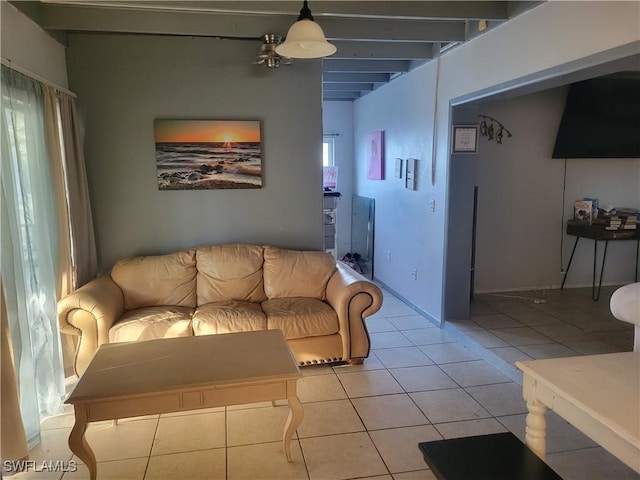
[323,59,411,73]
[330,41,434,60]
[323,91,361,100]
[323,18,465,42]
[39,1,511,21]
[39,4,466,42]
[323,83,375,91]
[40,4,290,37]
[323,72,391,83]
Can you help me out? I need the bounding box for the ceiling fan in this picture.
[254,34,292,68]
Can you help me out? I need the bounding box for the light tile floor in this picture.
[10,286,638,480]
[453,285,634,366]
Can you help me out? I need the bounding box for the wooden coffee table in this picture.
[516,352,639,473]
[65,330,303,480]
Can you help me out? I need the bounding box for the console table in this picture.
[561,220,639,300]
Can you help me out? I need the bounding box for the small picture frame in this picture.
[405,158,417,190]
[452,125,478,153]
[394,158,403,178]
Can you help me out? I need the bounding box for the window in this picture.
[323,137,334,167]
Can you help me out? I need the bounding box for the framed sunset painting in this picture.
[154,119,262,190]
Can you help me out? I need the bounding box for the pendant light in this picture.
[275,1,336,59]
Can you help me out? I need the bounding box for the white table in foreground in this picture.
[516,352,639,473]
[65,330,303,480]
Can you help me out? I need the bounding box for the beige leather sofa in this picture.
[58,244,383,375]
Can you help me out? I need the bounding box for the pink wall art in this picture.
[367,131,384,180]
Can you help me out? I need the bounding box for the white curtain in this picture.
[43,86,99,377]
[1,66,65,449]
[56,91,98,288]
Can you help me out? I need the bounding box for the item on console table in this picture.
[616,207,639,230]
[574,199,593,223]
[593,211,638,231]
[593,214,623,230]
[583,197,599,218]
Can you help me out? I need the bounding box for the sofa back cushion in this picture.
[263,246,336,300]
[111,250,197,310]
[196,244,267,305]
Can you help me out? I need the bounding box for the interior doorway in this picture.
[443,46,639,322]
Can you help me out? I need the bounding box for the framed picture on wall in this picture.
[367,131,384,180]
[405,158,417,190]
[323,165,338,189]
[451,125,478,153]
[154,119,263,190]
[394,158,403,178]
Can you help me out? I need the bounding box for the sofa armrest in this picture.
[57,275,124,375]
[326,262,383,361]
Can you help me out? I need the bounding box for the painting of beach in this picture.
[154,119,262,190]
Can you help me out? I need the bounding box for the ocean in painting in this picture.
[155,142,262,190]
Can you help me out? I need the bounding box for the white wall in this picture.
[474,87,640,292]
[0,2,68,87]
[322,101,354,258]
[354,1,640,322]
[66,33,324,271]
[354,65,440,318]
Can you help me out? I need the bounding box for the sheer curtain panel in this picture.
[1,66,65,450]
[44,86,73,300]
[56,90,98,288]
[44,86,98,376]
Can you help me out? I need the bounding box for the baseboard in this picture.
[373,277,440,326]
[373,277,523,384]
[474,282,627,294]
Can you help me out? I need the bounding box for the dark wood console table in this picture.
[561,220,639,301]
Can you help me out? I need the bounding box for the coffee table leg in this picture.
[283,390,303,462]
[525,399,547,459]
[69,406,97,480]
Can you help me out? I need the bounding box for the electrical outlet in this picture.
[387,250,392,262]
[430,199,436,212]
[411,268,418,280]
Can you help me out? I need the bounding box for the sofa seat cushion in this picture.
[192,301,267,335]
[109,306,193,343]
[262,297,338,340]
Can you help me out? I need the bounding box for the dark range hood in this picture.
[552,77,640,159]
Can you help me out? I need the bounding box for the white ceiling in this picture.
[13,0,543,101]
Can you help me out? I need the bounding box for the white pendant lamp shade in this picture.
[275,2,336,59]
